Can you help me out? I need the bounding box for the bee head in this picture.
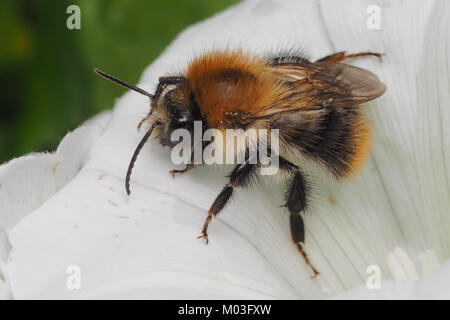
[93,69,200,195]
[151,85,196,147]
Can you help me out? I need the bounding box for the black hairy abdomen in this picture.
[280,107,360,177]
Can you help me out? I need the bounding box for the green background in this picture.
[0,0,239,164]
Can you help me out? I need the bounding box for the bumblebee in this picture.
[95,49,386,277]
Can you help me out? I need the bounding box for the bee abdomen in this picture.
[285,107,371,178]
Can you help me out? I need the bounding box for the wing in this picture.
[249,61,386,119]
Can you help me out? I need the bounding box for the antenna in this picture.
[94,68,154,99]
[125,121,161,195]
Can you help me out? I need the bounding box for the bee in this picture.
[94,49,386,277]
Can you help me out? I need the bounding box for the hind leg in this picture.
[280,157,320,278]
[317,51,384,63]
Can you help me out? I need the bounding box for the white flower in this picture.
[0,0,449,299]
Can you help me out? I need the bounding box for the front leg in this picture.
[198,158,259,244]
[169,164,194,178]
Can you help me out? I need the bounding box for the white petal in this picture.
[331,259,450,299]
[419,249,440,277]
[414,260,450,299]
[387,247,420,281]
[0,110,111,233]
[0,111,110,296]
[0,277,11,300]
[0,153,60,231]
[330,280,416,300]
[55,110,111,190]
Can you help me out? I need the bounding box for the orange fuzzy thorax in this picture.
[185,50,281,128]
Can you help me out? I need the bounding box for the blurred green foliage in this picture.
[0,0,239,163]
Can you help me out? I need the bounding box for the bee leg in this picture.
[198,159,259,244]
[317,51,384,63]
[169,142,203,178]
[279,157,320,278]
[197,185,233,244]
[290,211,320,278]
[169,164,194,178]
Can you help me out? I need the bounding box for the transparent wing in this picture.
[249,62,386,119]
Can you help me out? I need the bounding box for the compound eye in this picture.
[163,89,193,127]
[167,104,192,128]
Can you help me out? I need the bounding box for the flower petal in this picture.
[0,111,111,298]
[0,277,11,300]
[331,258,450,299]
[0,153,60,231]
